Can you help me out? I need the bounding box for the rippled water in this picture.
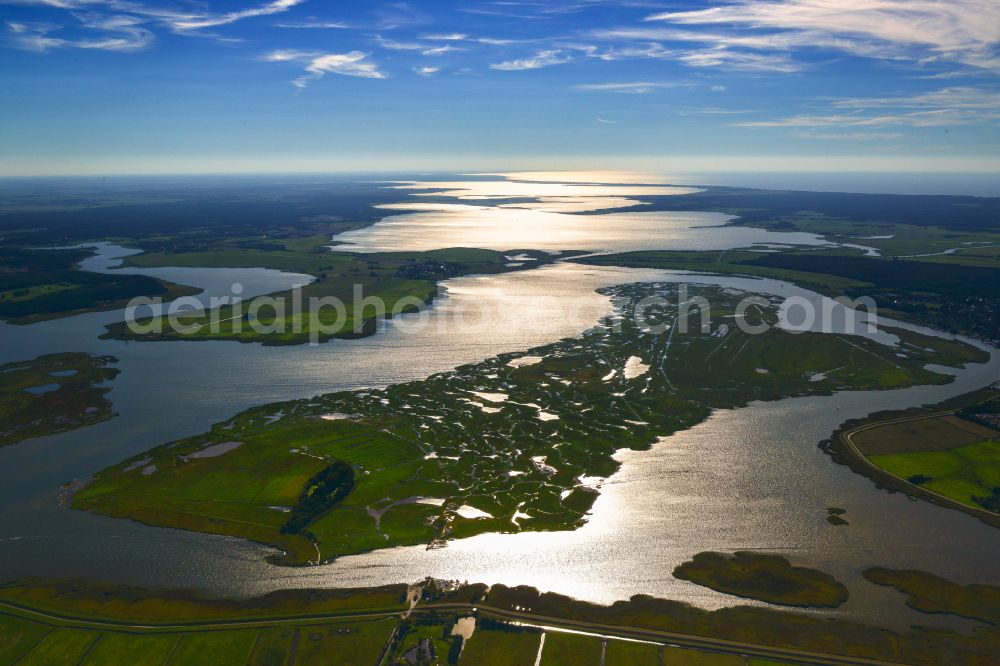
[1,246,997,630]
[1,179,998,630]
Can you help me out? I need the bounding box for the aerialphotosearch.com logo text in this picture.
[123,282,880,345]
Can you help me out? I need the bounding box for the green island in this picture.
[0,353,119,447]
[104,236,561,344]
[2,566,1000,666]
[673,552,850,608]
[73,282,985,564]
[863,567,1000,625]
[623,186,1000,267]
[0,246,199,324]
[826,507,849,526]
[826,387,1000,525]
[578,244,1000,344]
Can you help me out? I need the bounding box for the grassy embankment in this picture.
[0,579,407,665]
[0,246,199,324]
[827,388,1000,521]
[0,353,119,447]
[673,552,850,608]
[3,566,1000,666]
[73,283,986,564]
[486,573,1000,666]
[105,235,555,345]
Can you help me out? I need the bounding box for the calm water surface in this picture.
[334,204,828,254]
[332,179,828,253]
[1,182,998,630]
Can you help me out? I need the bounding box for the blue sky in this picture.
[1,0,999,175]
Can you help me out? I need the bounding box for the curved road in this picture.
[0,598,914,666]
[838,397,1000,525]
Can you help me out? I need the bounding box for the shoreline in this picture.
[820,385,1000,529]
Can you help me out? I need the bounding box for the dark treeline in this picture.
[633,187,1000,232]
[747,254,1000,299]
[0,247,171,319]
[281,461,356,536]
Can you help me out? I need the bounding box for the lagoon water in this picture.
[1,177,998,630]
[333,203,828,254]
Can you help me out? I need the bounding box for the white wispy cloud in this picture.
[738,110,969,127]
[374,35,462,57]
[647,0,1000,71]
[168,0,305,31]
[575,36,802,72]
[374,35,424,51]
[262,49,386,89]
[737,87,1000,128]
[421,32,467,41]
[490,49,571,71]
[832,87,1000,110]
[2,0,307,51]
[575,81,687,93]
[260,49,309,62]
[421,44,462,56]
[593,25,896,58]
[675,46,799,72]
[476,37,519,46]
[679,107,756,116]
[5,12,151,51]
[596,117,619,124]
[372,3,431,30]
[791,130,904,140]
[275,21,349,29]
[414,65,440,76]
[457,6,546,20]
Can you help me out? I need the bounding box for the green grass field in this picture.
[4,569,1000,666]
[0,614,50,665]
[603,640,660,665]
[459,625,541,666]
[16,628,97,665]
[0,282,79,304]
[539,631,603,665]
[663,646,744,665]
[847,390,1000,514]
[109,241,541,345]
[287,620,395,665]
[85,633,177,665]
[169,631,258,665]
[870,440,1000,512]
[0,614,393,666]
[0,579,407,625]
